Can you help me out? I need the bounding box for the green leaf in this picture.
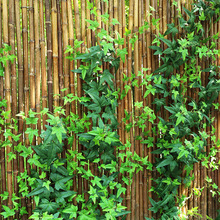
[117,48,128,63]
[111,18,120,25]
[63,205,78,218]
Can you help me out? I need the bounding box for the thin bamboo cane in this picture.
[29,0,35,114]
[138,0,144,219]
[29,0,36,160]
[80,0,90,202]
[86,0,92,49]
[134,0,140,219]
[0,0,4,217]
[0,1,6,216]
[81,0,86,51]
[67,0,77,205]
[73,0,83,205]
[34,0,41,143]
[121,0,130,215]
[104,1,109,34]
[8,1,18,218]
[22,0,32,215]
[57,0,64,107]
[15,0,26,217]
[214,16,218,218]
[45,0,53,114]
[40,0,48,130]
[61,0,70,116]
[3,0,13,217]
[95,0,101,43]
[127,0,134,218]
[52,0,59,111]
[145,1,152,217]
[109,0,113,35]
[217,17,220,214]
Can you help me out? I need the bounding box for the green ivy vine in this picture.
[142,0,220,219]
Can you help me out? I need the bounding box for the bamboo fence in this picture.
[0,0,219,219]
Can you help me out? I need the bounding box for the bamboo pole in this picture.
[40,0,47,130]
[29,0,35,114]
[126,0,134,218]
[138,0,144,219]
[52,0,59,111]
[81,0,86,51]
[9,0,18,218]
[134,0,140,219]
[145,0,152,217]
[57,0,64,107]
[34,0,41,143]
[0,0,5,217]
[22,0,32,215]
[86,0,92,49]
[3,0,13,217]
[73,0,83,205]
[61,0,70,116]
[45,0,53,114]
[66,0,77,205]
[15,0,26,217]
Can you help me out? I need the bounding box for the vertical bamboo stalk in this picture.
[145,0,152,217]
[40,0,47,130]
[138,0,144,219]
[3,0,13,217]
[95,0,101,42]
[57,0,64,107]
[86,0,92,49]
[134,0,139,219]
[52,0,59,111]
[34,0,41,143]
[61,0,70,116]
[126,0,134,218]
[45,0,53,114]
[73,0,83,204]
[29,0,35,114]
[0,1,5,217]
[109,0,113,34]
[67,0,77,205]
[81,0,86,51]
[15,0,26,217]
[8,0,18,218]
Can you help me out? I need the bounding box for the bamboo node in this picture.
[22,28,28,33]
[24,87,29,91]
[47,81,53,84]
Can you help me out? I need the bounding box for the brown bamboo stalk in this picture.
[138,0,144,219]
[29,0,35,114]
[3,0,13,217]
[15,0,26,217]
[22,0,31,215]
[126,0,134,218]
[66,0,77,205]
[145,0,152,217]
[217,17,220,214]
[214,16,218,218]
[52,0,59,111]
[29,0,36,152]
[57,0,64,107]
[95,0,101,42]
[45,0,53,113]
[34,0,41,143]
[40,0,48,130]
[109,0,113,34]
[81,0,86,51]
[86,0,92,49]
[9,0,18,217]
[0,0,5,217]
[61,0,70,116]
[134,0,140,219]
[73,0,83,204]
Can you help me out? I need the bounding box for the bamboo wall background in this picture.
[0,0,219,219]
